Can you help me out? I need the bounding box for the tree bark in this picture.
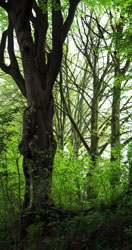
[19,92,57,210]
[110,73,121,188]
[12,1,58,210]
[0,0,80,212]
[90,81,99,167]
[109,17,124,188]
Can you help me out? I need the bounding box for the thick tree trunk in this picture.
[15,28,57,210]
[19,94,56,210]
[12,4,59,210]
[0,0,80,214]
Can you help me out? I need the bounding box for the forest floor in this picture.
[1,195,132,250]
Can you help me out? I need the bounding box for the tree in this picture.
[53,7,132,200]
[0,0,80,212]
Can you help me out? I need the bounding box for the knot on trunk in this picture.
[29,139,38,156]
[19,138,38,158]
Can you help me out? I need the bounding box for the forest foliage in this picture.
[0,0,132,249]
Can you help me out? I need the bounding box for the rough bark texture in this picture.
[0,0,80,211]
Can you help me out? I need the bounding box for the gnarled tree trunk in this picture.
[19,92,56,210]
[0,0,80,212]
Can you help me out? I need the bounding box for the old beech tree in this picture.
[0,0,80,211]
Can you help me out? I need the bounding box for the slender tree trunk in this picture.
[110,53,121,188]
[111,80,121,162]
[87,80,99,199]
[109,17,124,188]
[90,81,99,167]
[127,142,132,192]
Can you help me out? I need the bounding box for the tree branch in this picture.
[63,0,80,42]
[122,136,132,148]
[59,71,90,154]
[7,20,27,98]
[18,0,34,29]
[52,0,63,50]
[31,1,48,75]
[0,29,10,74]
[0,22,27,98]
[99,142,109,156]
[45,0,64,95]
